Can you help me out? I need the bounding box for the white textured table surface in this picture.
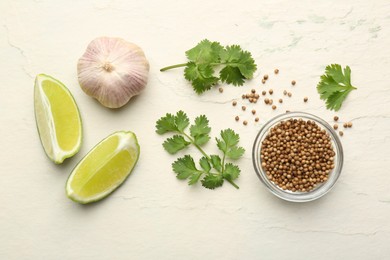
[1,1,390,259]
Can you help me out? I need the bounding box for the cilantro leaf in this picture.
[216,129,245,159]
[175,111,189,132]
[172,155,200,180]
[161,39,257,94]
[185,39,222,64]
[155,113,178,134]
[201,174,224,189]
[210,155,222,172]
[188,172,203,185]
[163,135,190,154]
[190,115,211,146]
[223,163,240,181]
[317,64,357,111]
[199,157,211,173]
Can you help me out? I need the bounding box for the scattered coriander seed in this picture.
[279,99,283,103]
[255,117,259,122]
[249,98,254,103]
[264,74,269,80]
[283,90,287,95]
[232,101,237,106]
[347,122,353,128]
[269,89,273,95]
[242,106,246,111]
[255,94,259,99]
[251,89,256,94]
[291,80,296,85]
[264,98,270,104]
[343,123,348,128]
[304,97,308,102]
[243,120,248,126]
[219,87,223,93]
[274,68,279,74]
[242,94,246,99]
[246,94,250,98]
[288,92,292,97]
[334,116,339,121]
[235,116,239,121]
[272,105,277,110]
[286,110,290,113]
[252,109,256,115]
[262,91,266,96]
[333,124,338,130]
[253,99,258,103]
[262,79,266,84]
[339,131,344,136]
[269,99,273,105]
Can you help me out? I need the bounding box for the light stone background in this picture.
[1,0,390,259]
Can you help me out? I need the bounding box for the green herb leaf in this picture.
[190,115,211,145]
[317,64,357,111]
[223,163,240,181]
[210,155,222,172]
[163,135,190,154]
[216,129,245,159]
[201,174,224,189]
[199,157,211,173]
[175,111,190,132]
[188,172,203,185]
[155,113,178,134]
[172,155,200,180]
[161,39,257,94]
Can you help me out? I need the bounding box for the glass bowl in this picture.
[252,112,343,202]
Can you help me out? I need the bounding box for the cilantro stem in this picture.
[160,63,187,72]
[181,132,210,160]
[226,179,239,189]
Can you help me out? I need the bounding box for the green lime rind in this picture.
[66,131,140,204]
[34,73,83,164]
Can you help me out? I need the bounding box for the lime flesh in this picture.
[34,74,82,163]
[66,131,140,204]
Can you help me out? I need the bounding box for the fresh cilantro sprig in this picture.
[317,64,357,111]
[160,39,257,94]
[156,111,245,190]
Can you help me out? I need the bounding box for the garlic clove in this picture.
[77,37,149,108]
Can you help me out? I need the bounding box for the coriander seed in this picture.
[264,74,269,80]
[269,89,273,95]
[219,87,223,93]
[283,90,287,95]
[242,94,246,99]
[255,117,259,122]
[347,122,353,128]
[272,105,276,110]
[333,124,338,130]
[304,97,308,102]
[288,92,292,97]
[251,89,256,93]
[343,123,348,128]
[279,99,283,103]
[232,101,237,106]
[264,98,270,104]
[252,109,256,115]
[334,116,339,121]
[292,80,296,85]
[235,116,239,121]
[243,120,248,126]
[274,69,279,74]
[242,106,246,111]
[262,91,266,96]
[339,131,344,136]
[262,79,266,84]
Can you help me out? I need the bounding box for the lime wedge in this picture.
[66,131,140,204]
[34,74,82,164]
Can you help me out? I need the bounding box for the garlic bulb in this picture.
[77,37,149,108]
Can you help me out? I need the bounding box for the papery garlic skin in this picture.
[77,37,149,108]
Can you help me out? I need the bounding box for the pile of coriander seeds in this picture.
[260,118,335,192]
